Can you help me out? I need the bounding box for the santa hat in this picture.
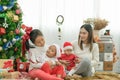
[52,44,61,58]
[63,42,73,50]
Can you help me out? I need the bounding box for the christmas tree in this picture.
[0,0,23,59]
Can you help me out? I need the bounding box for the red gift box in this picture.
[0,59,14,72]
[17,62,30,72]
[0,27,6,35]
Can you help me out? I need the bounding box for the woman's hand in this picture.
[75,57,81,63]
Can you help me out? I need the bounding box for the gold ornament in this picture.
[6,11,14,18]
[13,15,19,22]
[10,31,14,35]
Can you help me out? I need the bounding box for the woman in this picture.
[68,24,99,77]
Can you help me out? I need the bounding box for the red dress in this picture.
[58,53,78,71]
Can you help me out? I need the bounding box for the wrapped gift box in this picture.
[4,71,20,79]
[104,61,113,71]
[95,62,103,71]
[0,69,8,79]
[104,43,113,53]
[17,62,30,72]
[98,43,104,53]
[99,53,104,61]
[0,59,13,72]
[104,53,113,61]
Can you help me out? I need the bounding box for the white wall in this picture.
[99,0,120,58]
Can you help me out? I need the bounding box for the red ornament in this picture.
[14,47,18,51]
[15,29,20,34]
[0,27,6,35]
[16,9,21,14]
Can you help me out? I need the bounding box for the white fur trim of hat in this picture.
[63,42,73,50]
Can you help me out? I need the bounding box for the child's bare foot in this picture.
[34,77,40,80]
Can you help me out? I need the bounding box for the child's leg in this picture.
[52,65,66,78]
[29,69,63,80]
[68,57,92,77]
[40,62,52,74]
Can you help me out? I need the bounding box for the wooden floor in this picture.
[64,72,120,80]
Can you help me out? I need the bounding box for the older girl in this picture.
[25,29,63,80]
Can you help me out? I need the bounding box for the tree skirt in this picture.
[64,72,120,80]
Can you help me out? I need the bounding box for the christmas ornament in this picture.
[6,11,14,18]
[10,31,14,35]
[3,38,7,43]
[13,15,19,22]
[12,36,20,45]
[16,9,21,14]
[16,3,20,8]
[15,21,22,34]
[14,36,20,41]
[12,38,17,45]
[0,27,6,35]
[3,36,20,50]
[3,18,8,28]
[3,41,12,50]
[15,29,20,34]
[0,0,15,12]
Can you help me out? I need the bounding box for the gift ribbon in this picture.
[3,60,13,69]
[22,24,32,56]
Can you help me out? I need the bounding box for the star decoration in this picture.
[3,22,8,28]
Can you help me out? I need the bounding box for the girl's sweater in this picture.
[28,45,48,71]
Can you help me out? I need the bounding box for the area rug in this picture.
[64,72,120,80]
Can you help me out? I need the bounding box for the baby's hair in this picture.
[25,29,43,50]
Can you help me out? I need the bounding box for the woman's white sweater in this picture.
[72,40,99,73]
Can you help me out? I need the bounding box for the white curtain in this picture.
[39,0,94,46]
[18,0,120,48]
[18,0,95,46]
[18,0,41,29]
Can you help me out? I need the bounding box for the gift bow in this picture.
[22,24,32,56]
[3,60,13,69]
